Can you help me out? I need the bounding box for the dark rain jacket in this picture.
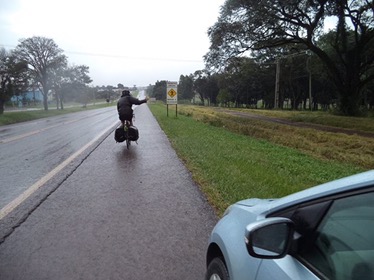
[117,94,147,121]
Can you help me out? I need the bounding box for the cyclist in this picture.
[117,90,148,126]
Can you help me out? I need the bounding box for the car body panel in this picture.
[255,257,320,280]
[209,206,263,280]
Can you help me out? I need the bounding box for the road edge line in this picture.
[0,123,118,221]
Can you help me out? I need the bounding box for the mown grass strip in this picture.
[178,105,374,169]
[149,103,364,216]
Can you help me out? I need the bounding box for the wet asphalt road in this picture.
[0,104,218,279]
[0,107,119,210]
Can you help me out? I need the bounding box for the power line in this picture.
[0,44,203,63]
[64,50,203,63]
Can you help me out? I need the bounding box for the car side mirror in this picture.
[245,217,294,259]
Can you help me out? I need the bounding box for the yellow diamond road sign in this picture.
[168,89,177,98]
[166,81,178,105]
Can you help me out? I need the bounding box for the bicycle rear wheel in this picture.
[126,129,130,149]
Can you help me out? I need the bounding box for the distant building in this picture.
[11,89,44,107]
[11,90,43,101]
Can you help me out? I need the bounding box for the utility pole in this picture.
[274,58,280,109]
[306,51,313,110]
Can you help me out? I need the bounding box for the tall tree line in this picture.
[149,1,374,115]
[203,0,374,116]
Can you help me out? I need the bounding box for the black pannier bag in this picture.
[128,126,139,141]
[114,127,126,143]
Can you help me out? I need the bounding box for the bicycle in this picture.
[122,114,139,150]
[115,114,139,148]
[123,119,131,150]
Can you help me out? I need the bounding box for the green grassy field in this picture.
[177,105,374,169]
[149,103,368,215]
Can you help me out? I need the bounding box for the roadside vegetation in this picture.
[180,105,374,169]
[149,103,370,215]
[146,2,374,119]
[0,101,115,126]
[230,108,374,133]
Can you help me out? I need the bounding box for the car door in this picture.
[296,190,374,280]
[256,189,374,280]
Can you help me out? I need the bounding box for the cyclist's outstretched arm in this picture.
[130,96,148,105]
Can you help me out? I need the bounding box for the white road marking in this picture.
[0,126,113,220]
[0,119,82,144]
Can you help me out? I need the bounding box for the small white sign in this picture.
[167,81,178,105]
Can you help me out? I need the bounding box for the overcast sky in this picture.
[0,0,225,87]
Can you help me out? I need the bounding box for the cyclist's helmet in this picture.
[121,90,130,97]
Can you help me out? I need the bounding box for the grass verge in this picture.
[149,103,366,216]
[0,103,115,126]
[179,105,374,170]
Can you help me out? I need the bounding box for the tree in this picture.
[65,65,92,106]
[192,71,220,106]
[205,74,220,106]
[206,0,374,115]
[178,75,194,100]
[13,36,67,110]
[217,88,232,106]
[51,64,92,109]
[193,70,209,105]
[153,80,167,101]
[278,53,310,110]
[0,48,28,114]
[49,60,68,109]
[146,84,154,98]
[215,57,266,108]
